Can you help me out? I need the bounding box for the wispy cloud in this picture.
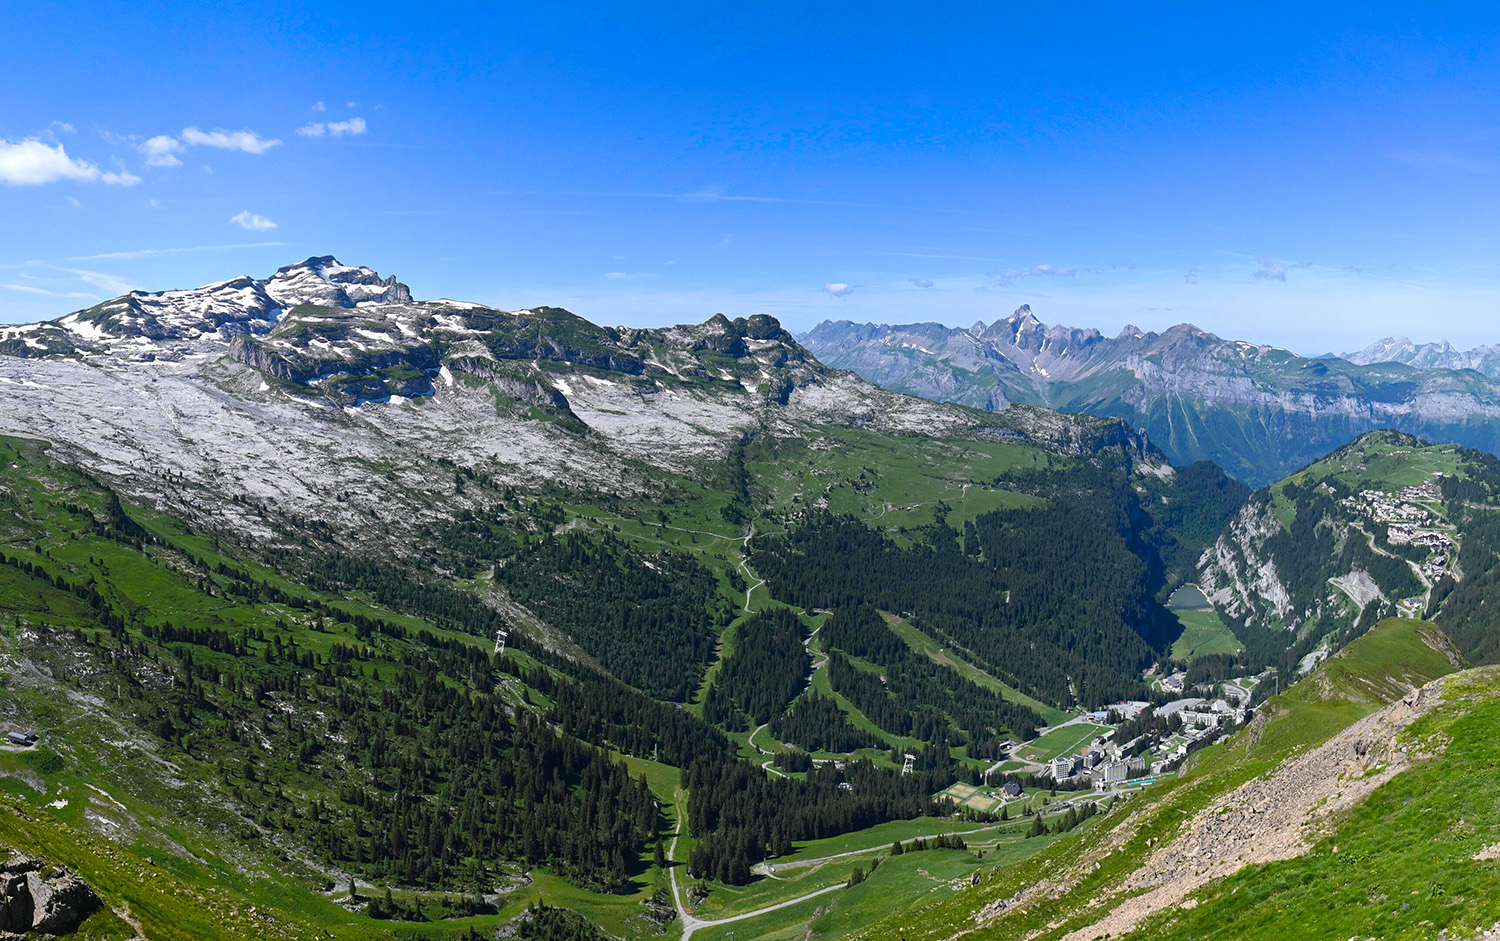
[311,101,326,112]
[181,127,281,154]
[712,234,734,250]
[1251,256,1304,282]
[1184,270,1199,285]
[229,210,278,231]
[297,117,367,138]
[561,185,903,211]
[1389,148,1495,174]
[887,251,997,262]
[1029,264,1077,277]
[51,266,137,294]
[2,283,97,299]
[824,282,853,297]
[0,139,140,186]
[66,242,288,262]
[909,278,934,288]
[992,263,1080,286]
[50,121,75,134]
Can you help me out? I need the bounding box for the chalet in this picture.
[1002,782,1023,798]
[5,732,35,747]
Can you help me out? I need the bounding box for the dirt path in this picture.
[671,787,843,940]
[1053,678,1449,941]
[763,821,1018,875]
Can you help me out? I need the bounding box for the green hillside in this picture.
[0,419,1248,939]
[1200,431,1500,679]
[849,618,1469,940]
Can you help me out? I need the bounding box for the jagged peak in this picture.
[264,255,411,308]
[1117,324,1144,340]
[1007,304,1041,326]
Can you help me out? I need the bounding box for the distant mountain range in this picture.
[1344,335,1500,376]
[802,308,1500,485]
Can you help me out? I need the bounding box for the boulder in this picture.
[27,869,100,934]
[0,857,100,936]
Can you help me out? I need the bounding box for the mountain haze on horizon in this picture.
[802,307,1500,486]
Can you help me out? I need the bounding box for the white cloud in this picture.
[140,134,184,167]
[65,196,83,209]
[712,234,734,250]
[604,272,629,279]
[51,121,75,134]
[181,127,281,154]
[1184,270,1199,285]
[299,117,366,138]
[229,210,277,231]
[909,278,934,288]
[824,282,853,298]
[0,138,140,186]
[312,101,326,112]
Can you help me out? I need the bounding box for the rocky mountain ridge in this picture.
[0,258,1150,551]
[1346,334,1500,377]
[803,308,1500,485]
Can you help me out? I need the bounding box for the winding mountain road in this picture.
[670,788,844,940]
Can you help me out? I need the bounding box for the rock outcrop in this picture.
[0,856,100,936]
[0,257,1151,554]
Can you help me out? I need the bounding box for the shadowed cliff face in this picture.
[803,309,1500,486]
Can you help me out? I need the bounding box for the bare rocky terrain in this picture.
[0,257,1140,551]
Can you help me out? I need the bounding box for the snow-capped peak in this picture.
[264,256,412,309]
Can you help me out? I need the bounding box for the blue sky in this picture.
[4,2,1500,353]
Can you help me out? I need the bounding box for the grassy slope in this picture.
[1270,430,1467,524]
[0,437,688,940]
[742,427,1050,536]
[0,422,1097,939]
[850,618,1461,940]
[883,614,1070,727]
[1011,724,1111,764]
[1169,607,1243,660]
[690,824,1090,941]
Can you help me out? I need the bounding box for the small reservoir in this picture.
[1168,583,1211,610]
